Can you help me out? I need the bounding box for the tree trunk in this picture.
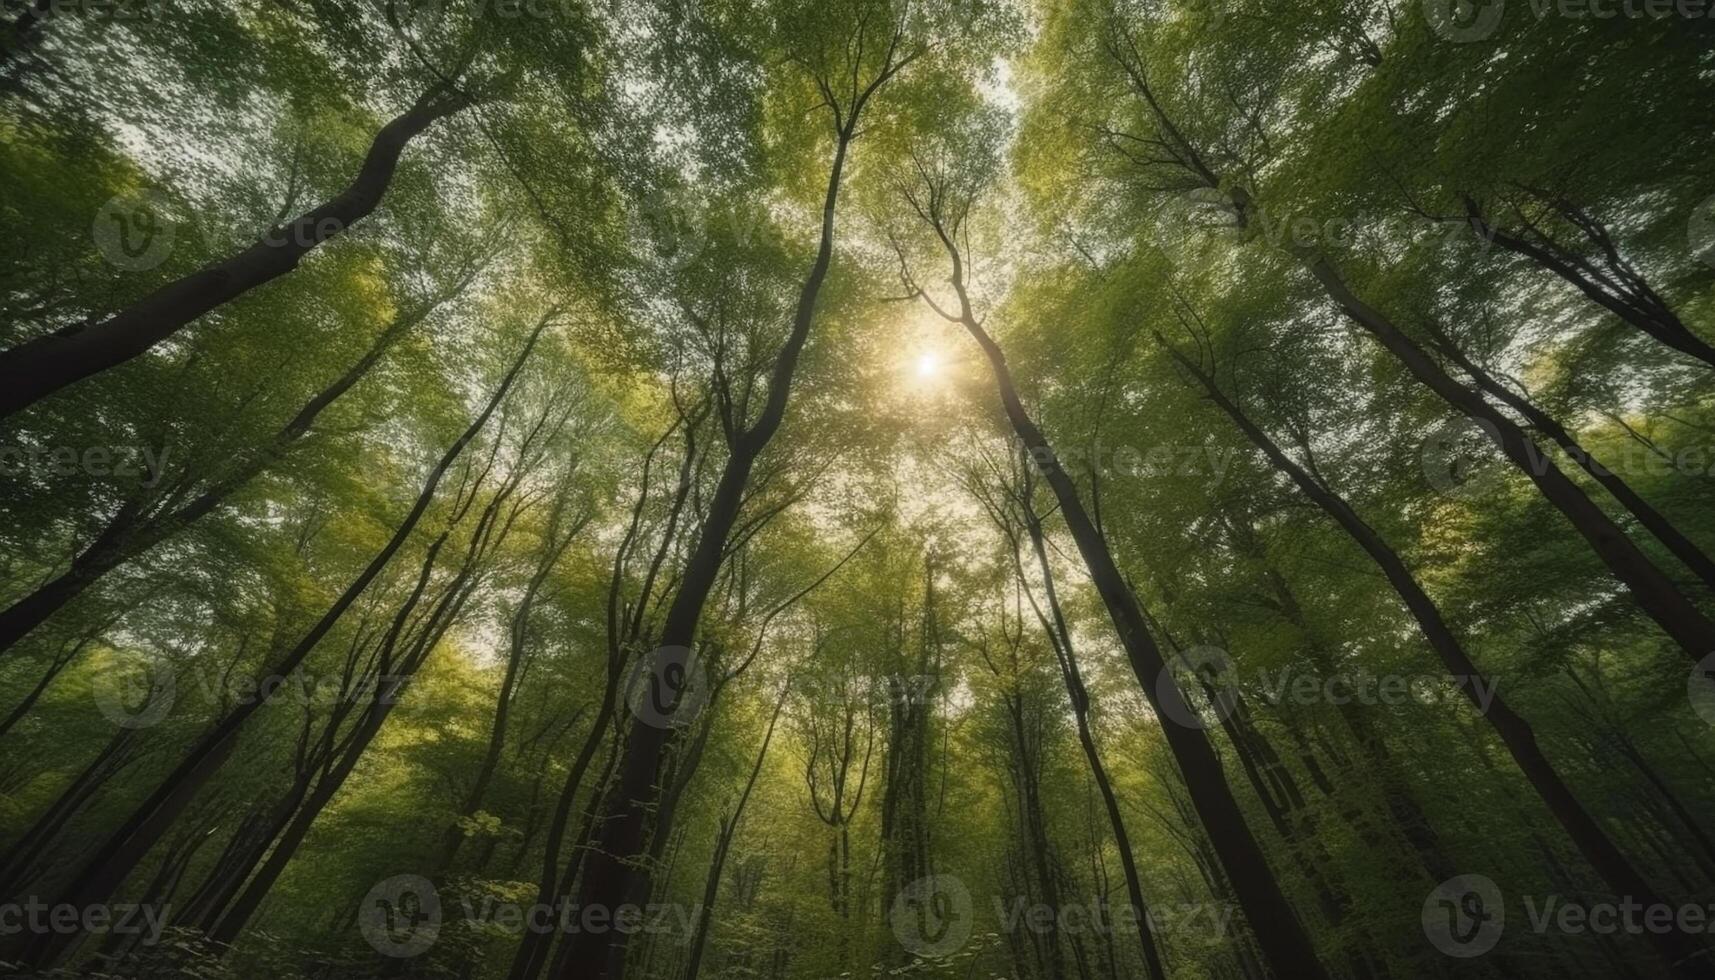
[681,688,786,980]
[927,221,1326,977]
[1019,508,1168,980]
[0,292,447,658]
[0,86,468,417]
[552,80,874,978]
[1422,317,1715,595]
[1462,195,1715,370]
[1298,250,1715,659]
[1167,341,1715,979]
[7,315,547,969]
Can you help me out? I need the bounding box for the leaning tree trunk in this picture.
[6,315,547,970]
[1099,41,1715,660]
[207,466,516,947]
[921,212,1327,977]
[1167,341,1715,980]
[681,688,786,980]
[1295,248,1715,660]
[1461,195,1715,370]
[0,293,445,658]
[1017,509,1168,980]
[438,493,590,871]
[552,63,892,976]
[0,85,469,417]
[1421,317,1715,594]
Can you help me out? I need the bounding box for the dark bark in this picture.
[207,466,522,947]
[681,687,786,980]
[0,85,468,417]
[1422,317,1715,595]
[1462,194,1715,370]
[1299,251,1715,658]
[1165,340,1715,979]
[1099,35,1715,659]
[0,291,451,658]
[552,35,915,976]
[8,313,548,969]
[908,181,1327,976]
[439,492,591,870]
[994,489,1167,980]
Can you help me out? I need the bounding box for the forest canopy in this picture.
[0,1,1712,978]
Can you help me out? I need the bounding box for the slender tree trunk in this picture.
[0,627,100,737]
[927,224,1326,976]
[505,693,620,980]
[1461,196,1715,370]
[1422,318,1715,595]
[440,497,588,870]
[1296,250,1715,658]
[0,727,140,897]
[681,688,786,980]
[0,293,445,657]
[1167,342,1715,979]
[0,85,468,417]
[554,75,880,976]
[1101,43,1714,657]
[7,315,547,969]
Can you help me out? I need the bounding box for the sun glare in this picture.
[915,352,941,379]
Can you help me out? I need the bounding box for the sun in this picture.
[915,352,942,379]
